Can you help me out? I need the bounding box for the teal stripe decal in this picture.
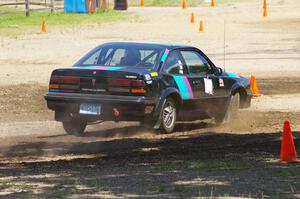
[226,72,240,78]
[173,75,190,99]
[161,49,170,62]
[107,67,124,71]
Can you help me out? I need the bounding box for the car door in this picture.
[178,49,225,114]
[160,50,198,114]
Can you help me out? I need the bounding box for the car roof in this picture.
[101,41,194,50]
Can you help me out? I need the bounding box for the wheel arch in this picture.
[231,85,248,108]
[166,92,182,112]
[153,88,183,129]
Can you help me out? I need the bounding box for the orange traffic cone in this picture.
[280,121,299,163]
[263,0,267,17]
[41,19,46,33]
[250,75,260,97]
[140,0,144,7]
[182,0,186,9]
[199,20,204,32]
[211,0,215,7]
[190,13,195,23]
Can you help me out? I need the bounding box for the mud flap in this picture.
[153,98,166,129]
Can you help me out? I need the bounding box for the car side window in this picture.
[180,50,212,76]
[110,49,126,66]
[82,50,101,65]
[162,51,187,75]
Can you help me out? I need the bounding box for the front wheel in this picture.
[62,119,87,136]
[159,98,177,133]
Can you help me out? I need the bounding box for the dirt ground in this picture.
[1,0,300,198]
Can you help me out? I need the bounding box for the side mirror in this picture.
[214,67,223,75]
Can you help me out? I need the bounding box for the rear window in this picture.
[76,44,163,69]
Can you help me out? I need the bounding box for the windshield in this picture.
[75,43,164,69]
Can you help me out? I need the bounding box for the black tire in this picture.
[215,92,240,125]
[62,119,87,136]
[159,98,177,133]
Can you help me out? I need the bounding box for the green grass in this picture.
[275,168,300,177]
[0,8,130,37]
[174,184,188,193]
[158,183,168,193]
[86,179,107,192]
[189,161,248,170]
[157,160,179,171]
[0,181,15,190]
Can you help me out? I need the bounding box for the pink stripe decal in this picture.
[75,66,124,71]
[182,76,194,99]
[92,66,109,70]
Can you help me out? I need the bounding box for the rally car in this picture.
[44,42,252,135]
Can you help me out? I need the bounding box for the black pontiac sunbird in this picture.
[45,42,252,135]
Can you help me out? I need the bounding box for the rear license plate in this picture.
[79,103,101,115]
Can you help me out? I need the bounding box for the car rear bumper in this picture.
[44,92,157,121]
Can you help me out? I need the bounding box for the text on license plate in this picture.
[79,103,101,115]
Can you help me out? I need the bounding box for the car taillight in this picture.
[108,78,146,94]
[50,76,80,84]
[49,76,80,92]
[108,79,145,87]
[131,89,146,94]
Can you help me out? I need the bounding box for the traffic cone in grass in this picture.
[199,20,204,32]
[41,20,46,33]
[182,0,186,9]
[280,121,299,163]
[250,75,260,97]
[211,0,215,7]
[190,13,195,23]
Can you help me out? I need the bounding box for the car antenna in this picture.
[223,18,226,72]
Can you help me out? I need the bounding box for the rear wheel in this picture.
[159,98,177,133]
[215,93,240,125]
[62,118,87,136]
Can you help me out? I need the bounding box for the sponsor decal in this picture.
[150,72,158,77]
[144,74,152,84]
[144,74,151,81]
[161,48,170,63]
[173,75,194,99]
[178,60,184,74]
[219,78,224,87]
[204,78,213,95]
